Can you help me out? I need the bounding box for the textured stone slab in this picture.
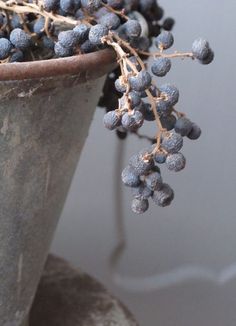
[30,255,139,326]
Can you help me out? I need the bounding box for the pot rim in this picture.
[0,49,116,81]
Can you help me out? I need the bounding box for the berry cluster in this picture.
[102,30,213,214]
[0,0,214,214]
[0,0,168,62]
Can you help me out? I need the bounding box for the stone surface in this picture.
[30,255,139,326]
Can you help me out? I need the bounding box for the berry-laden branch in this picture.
[0,0,214,214]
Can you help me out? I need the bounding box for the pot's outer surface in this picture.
[0,50,116,326]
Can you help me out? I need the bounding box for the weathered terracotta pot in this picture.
[0,50,116,326]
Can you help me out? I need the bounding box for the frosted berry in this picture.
[166,152,186,172]
[151,57,171,77]
[152,183,174,207]
[131,198,149,214]
[162,132,183,153]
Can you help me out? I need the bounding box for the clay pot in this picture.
[0,49,116,326]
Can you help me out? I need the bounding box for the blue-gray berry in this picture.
[129,152,154,176]
[154,150,167,164]
[9,50,24,62]
[123,19,142,38]
[54,41,74,57]
[89,24,108,45]
[43,0,60,11]
[121,110,144,130]
[81,0,101,12]
[131,198,149,214]
[99,13,120,30]
[166,152,186,172]
[73,24,90,44]
[152,183,174,207]
[145,171,163,191]
[151,57,171,77]
[160,114,176,131]
[162,131,183,153]
[103,111,121,130]
[121,166,141,187]
[192,38,210,60]
[128,70,152,92]
[0,38,12,60]
[10,28,31,50]
[58,30,77,48]
[159,84,179,106]
[132,183,153,200]
[174,117,193,136]
[201,49,214,65]
[115,78,127,93]
[155,31,174,50]
[187,123,201,140]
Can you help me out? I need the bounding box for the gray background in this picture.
[51,0,236,325]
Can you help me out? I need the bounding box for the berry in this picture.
[81,0,101,12]
[115,78,127,93]
[154,150,167,164]
[131,36,150,52]
[60,0,81,13]
[162,132,183,153]
[128,70,152,92]
[103,111,121,130]
[139,0,155,12]
[121,166,141,187]
[162,17,175,31]
[33,17,48,36]
[9,50,24,62]
[0,38,12,60]
[127,56,142,72]
[122,19,142,38]
[160,114,176,131]
[174,117,193,136]
[129,152,154,176]
[89,24,108,45]
[58,30,77,48]
[151,57,171,77]
[10,14,22,29]
[43,0,60,11]
[120,92,141,109]
[145,171,162,191]
[10,28,31,50]
[106,0,124,8]
[152,183,174,207]
[54,41,73,57]
[121,110,144,130]
[159,84,179,106]
[201,49,214,65]
[99,13,120,30]
[166,152,186,172]
[80,39,96,53]
[192,38,210,60]
[155,31,174,50]
[187,123,202,140]
[42,36,55,50]
[142,103,155,121]
[132,183,153,200]
[73,24,90,44]
[131,198,149,214]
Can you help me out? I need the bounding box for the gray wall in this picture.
[51,0,236,325]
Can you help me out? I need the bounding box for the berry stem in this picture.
[137,49,194,59]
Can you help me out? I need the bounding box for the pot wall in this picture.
[0,74,106,325]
